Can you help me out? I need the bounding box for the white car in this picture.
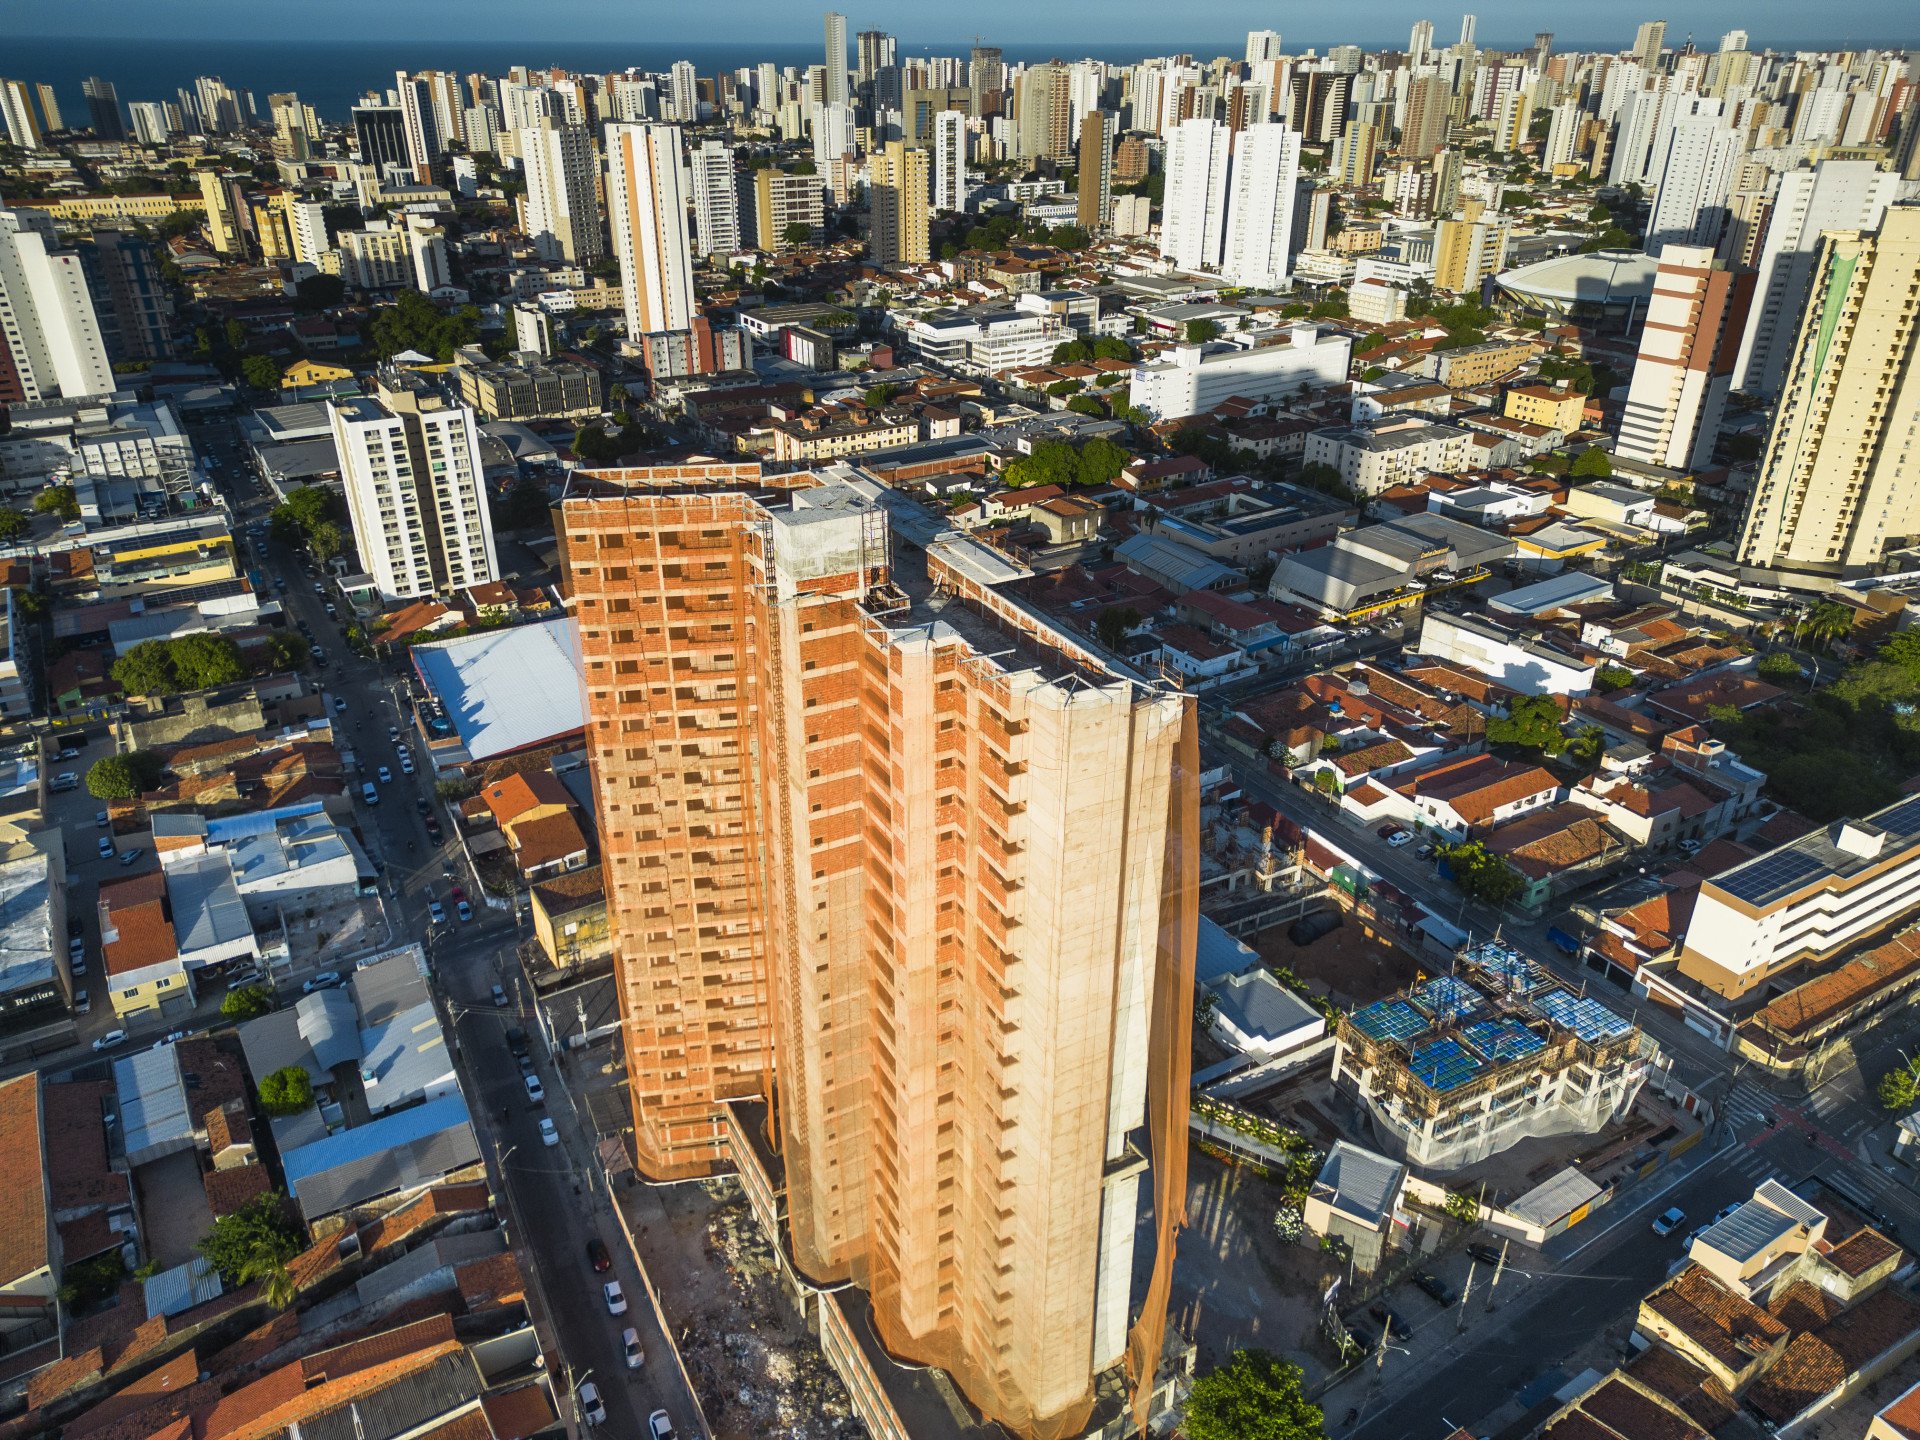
[621,1327,645,1369]
[524,1072,545,1104]
[648,1411,675,1440]
[1652,1206,1687,1237]
[303,970,344,993]
[603,1280,628,1315]
[97,836,115,858]
[1385,830,1414,848]
[92,1029,127,1052]
[577,1382,606,1428]
[538,1117,559,1147]
[377,766,392,784]
[429,900,447,925]
[95,811,109,828]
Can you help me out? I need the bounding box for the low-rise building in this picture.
[1304,1141,1408,1272]
[1127,326,1353,421]
[1414,610,1597,696]
[1505,380,1587,433]
[1268,512,1512,621]
[1421,339,1536,389]
[1562,480,1658,528]
[1304,417,1477,497]
[453,352,602,422]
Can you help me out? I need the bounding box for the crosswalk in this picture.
[1722,1078,1780,1131]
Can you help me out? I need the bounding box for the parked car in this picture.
[400,756,414,775]
[1367,1302,1412,1341]
[1677,838,1702,855]
[95,810,109,828]
[119,851,139,866]
[387,725,401,742]
[524,1072,545,1104]
[415,797,431,816]
[57,744,82,761]
[74,989,89,1014]
[1466,1242,1504,1267]
[377,766,392,784]
[603,1280,627,1315]
[586,1237,612,1273]
[621,1326,645,1369]
[505,1026,529,1057]
[538,1117,559,1147]
[303,971,344,993]
[429,900,447,925]
[424,815,442,841]
[577,1382,606,1428]
[1385,829,1414,848]
[333,696,348,713]
[491,984,508,1007]
[1416,843,1437,860]
[450,884,466,903]
[1375,823,1399,840]
[647,1412,675,1440]
[457,900,472,922]
[1652,1206,1687,1237]
[97,836,114,858]
[92,1029,127,1052]
[52,772,79,792]
[1412,1272,1457,1306]
[68,937,85,962]
[67,916,84,938]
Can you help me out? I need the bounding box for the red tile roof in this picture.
[97,868,178,977]
[481,1383,559,1440]
[0,1075,47,1287]
[1641,1264,1787,1373]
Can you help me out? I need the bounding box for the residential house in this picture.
[1390,753,1564,841]
[478,770,590,880]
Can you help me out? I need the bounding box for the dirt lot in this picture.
[1251,913,1424,1010]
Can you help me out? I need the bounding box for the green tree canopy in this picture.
[306,521,345,566]
[0,510,29,543]
[1593,664,1634,693]
[111,640,177,696]
[220,985,274,1021]
[293,273,345,310]
[1051,339,1092,364]
[1756,652,1804,682]
[1182,1349,1325,1440]
[492,482,552,531]
[1185,318,1222,344]
[368,289,480,362]
[258,1066,315,1117]
[169,633,246,690]
[781,220,815,247]
[33,485,81,522]
[1094,605,1141,649]
[1487,693,1568,754]
[1438,840,1525,906]
[1066,394,1107,417]
[239,353,282,390]
[197,1190,304,1288]
[1880,1061,1920,1112]
[1090,336,1134,361]
[85,751,165,801]
[260,630,310,672]
[1570,446,1613,478]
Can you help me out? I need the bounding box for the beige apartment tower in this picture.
[564,463,1197,1439]
[869,141,930,264]
[1737,205,1920,579]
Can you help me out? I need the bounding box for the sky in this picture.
[14,0,1913,49]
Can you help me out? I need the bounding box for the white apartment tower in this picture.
[1644,101,1742,253]
[668,62,699,125]
[0,208,113,403]
[1160,118,1230,273]
[823,12,850,107]
[932,110,969,212]
[689,140,743,255]
[1617,244,1754,471]
[394,72,441,182]
[1222,123,1303,289]
[1246,30,1283,64]
[1543,102,1582,170]
[330,377,499,603]
[520,119,604,264]
[288,200,331,266]
[605,123,697,340]
[1409,19,1434,68]
[1733,160,1899,398]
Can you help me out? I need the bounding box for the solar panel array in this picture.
[1534,991,1633,1042]
[1716,848,1827,906]
[1410,1037,1484,1091]
[1462,1018,1547,1063]
[1352,998,1428,1043]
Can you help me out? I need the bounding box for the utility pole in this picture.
[1456,1259,1476,1333]
[1485,1237,1508,1312]
[1374,1316,1390,1370]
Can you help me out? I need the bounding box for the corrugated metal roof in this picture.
[203,800,326,844]
[143,1255,223,1318]
[166,853,253,956]
[114,1046,194,1167]
[351,948,430,1027]
[297,988,362,1071]
[359,1000,457,1115]
[1312,1140,1406,1226]
[412,618,584,762]
[282,1094,478,1222]
[1698,1200,1796,1263]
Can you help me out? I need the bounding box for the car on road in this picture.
[1367,1302,1412,1341]
[400,756,414,775]
[577,1382,606,1428]
[1466,1242,1504,1267]
[491,984,508,1007]
[1385,829,1414,848]
[376,766,392,784]
[538,1117,559,1146]
[429,900,447,925]
[450,884,466,903]
[68,916,83,938]
[303,971,344,993]
[1677,838,1702,855]
[586,1237,612,1273]
[334,696,348,713]
[621,1327,645,1369]
[387,725,401,743]
[119,851,139,866]
[424,815,442,841]
[52,772,79,792]
[603,1280,627,1315]
[95,810,109,828]
[97,836,114,858]
[1416,843,1436,860]
[57,744,82,761]
[505,1026,529,1057]
[524,1072,545,1104]
[74,989,89,1014]
[361,782,380,806]
[415,797,431,816]
[1412,1272,1457,1306]
[457,900,472,922]
[1652,1206,1687,1237]
[647,1412,675,1440]
[92,1029,127,1052]
[68,937,85,961]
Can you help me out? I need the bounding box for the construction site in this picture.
[1331,941,1658,1170]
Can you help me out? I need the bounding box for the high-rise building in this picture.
[353,105,410,178]
[903,86,971,146]
[128,103,169,145]
[1543,102,1583,171]
[1617,244,1755,471]
[1408,19,1434,68]
[1491,90,1533,155]
[970,46,1005,117]
[811,100,856,183]
[1459,14,1478,47]
[0,81,42,150]
[196,170,244,256]
[193,75,241,134]
[1644,103,1741,254]
[856,30,896,86]
[689,140,742,256]
[933,110,969,213]
[1161,117,1230,273]
[1222,123,1303,288]
[869,141,929,265]
[78,227,176,364]
[667,62,698,124]
[405,218,452,293]
[1400,73,1453,158]
[1246,30,1283,64]
[562,459,1196,1437]
[606,123,697,340]
[82,76,124,142]
[329,373,499,602]
[1077,111,1114,230]
[34,84,62,134]
[1632,19,1669,71]
[287,199,330,266]
[394,72,442,182]
[1736,206,1920,579]
[1288,71,1352,144]
[823,11,850,107]
[1433,215,1509,293]
[0,208,114,403]
[1015,62,1072,164]
[1732,160,1899,398]
[520,119,603,264]
[748,169,825,250]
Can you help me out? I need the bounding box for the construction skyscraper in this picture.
[563,461,1197,1440]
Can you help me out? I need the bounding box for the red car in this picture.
[586,1238,612,1273]
[449,884,466,903]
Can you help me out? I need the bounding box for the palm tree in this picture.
[1802,601,1853,652]
[253,1261,297,1310]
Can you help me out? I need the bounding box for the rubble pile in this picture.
[678,1194,864,1440]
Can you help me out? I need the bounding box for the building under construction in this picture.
[1331,941,1653,1171]
[562,461,1199,1440]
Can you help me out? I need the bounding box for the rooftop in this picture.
[1710,795,1920,911]
[0,847,56,997]
[1311,1140,1406,1227]
[411,618,585,763]
[0,1074,47,1285]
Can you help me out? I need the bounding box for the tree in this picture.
[1051,339,1092,364]
[197,1191,304,1290]
[1569,446,1613,478]
[1487,694,1568,755]
[1090,336,1134,362]
[239,353,283,390]
[111,640,177,696]
[220,985,274,1021]
[1075,435,1131,486]
[257,1066,315,1117]
[306,521,345,566]
[293,273,345,310]
[1593,664,1634,694]
[1002,440,1081,490]
[1801,601,1853,652]
[1182,1349,1324,1440]
[369,289,479,362]
[1094,605,1140,649]
[1185,318,1221,344]
[33,485,80,522]
[260,630,310,672]
[1879,1062,1920,1112]
[1066,394,1107,417]
[0,510,28,543]
[169,634,246,690]
[1437,840,1525,906]
[863,383,899,408]
[1272,1205,1306,1243]
[1757,652,1804,682]
[85,751,164,800]
[1443,1189,1482,1225]
[1566,726,1607,769]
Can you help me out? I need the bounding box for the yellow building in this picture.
[1433,215,1509,293]
[98,869,194,1022]
[26,194,203,227]
[197,170,242,255]
[282,359,354,390]
[95,524,238,598]
[1504,382,1587,433]
[869,141,930,265]
[530,864,611,971]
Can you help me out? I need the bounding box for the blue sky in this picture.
[13,0,1910,48]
